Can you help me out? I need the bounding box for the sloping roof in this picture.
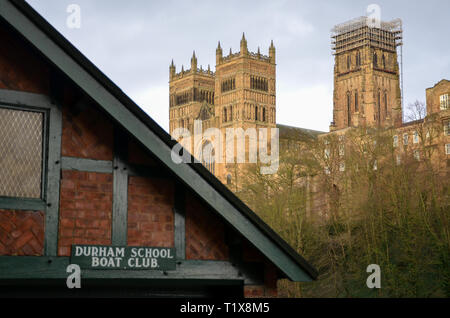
[0,0,318,281]
[426,79,450,91]
[277,124,325,141]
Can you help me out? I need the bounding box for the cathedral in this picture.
[168,16,450,189]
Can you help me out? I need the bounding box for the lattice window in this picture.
[0,106,44,199]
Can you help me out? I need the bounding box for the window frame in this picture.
[393,135,398,148]
[440,94,449,110]
[0,89,61,212]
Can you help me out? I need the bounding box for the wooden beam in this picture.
[0,197,46,211]
[173,183,186,260]
[61,157,113,173]
[44,91,63,257]
[0,257,260,284]
[112,129,128,246]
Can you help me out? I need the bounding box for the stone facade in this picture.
[169,34,276,184]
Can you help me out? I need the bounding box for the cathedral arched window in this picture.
[347,92,351,126]
[223,108,227,122]
[255,105,258,121]
[201,141,215,174]
[384,91,388,118]
[356,51,361,67]
[226,174,232,185]
[373,52,378,67]
[262,107,266,122]
[347,55,351,70]
[354,91,358,112]
[382,54,386,69]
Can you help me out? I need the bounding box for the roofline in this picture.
[426,79,450,91]
[1,0,318,281]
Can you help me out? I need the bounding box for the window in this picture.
[339,162,345,172]
[201,141,215,174]
[250,76,268,92]
[0,106,45,199]
[396,155,401,166]
[414,150,420,161]
[446,144,450,155]
[355,91,359,112]
[0,89,60,212]
[393,135,398,148]
[413,131,419,144]
[221,77,236,93]
[403,133,409,145]
[440,94,449,110]
[444,121,450,136]
[339,144,345,157]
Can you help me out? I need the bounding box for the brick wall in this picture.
[244,262,278,298]
[0,23,49,94]
[62,105,113,161]
[58,170,113,256]
[127,176,174,247]
[185,193,229,260]
[0,210,44,256]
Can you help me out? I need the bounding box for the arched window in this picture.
[377,91,381,124]
[223,108,227,122]
[347,92,351,126]
[347,55,351,69]
[382,54,386,69]
[373,52,378,67]
[202,141,215,174]
[384,92,388,118]
[354,91,358,112]
[356,51,361,67]
[226,174,232,185]
[262,108,266,122]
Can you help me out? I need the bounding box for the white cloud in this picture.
[130,85,169,132]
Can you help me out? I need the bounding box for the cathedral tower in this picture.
[330,16,403,131]
[169,34,277,184]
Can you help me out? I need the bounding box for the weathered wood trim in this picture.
[0,256,260,284]
[44,95,62,256]
[61,156,113,173]
[173,183,186,260]
[0,197,46,211]
[112,129,128,246]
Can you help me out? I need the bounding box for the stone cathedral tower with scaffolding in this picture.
[330,16,403,131]
[169,34,276,184]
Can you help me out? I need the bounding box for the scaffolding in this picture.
[331,16,402,55]
[331,15,404,108]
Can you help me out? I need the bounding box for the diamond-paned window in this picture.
[0,106,44,199]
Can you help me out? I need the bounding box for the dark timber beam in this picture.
[0,256,260,285]
[61,157,113,173]
[173,183,186,260]
[112,129,128,246]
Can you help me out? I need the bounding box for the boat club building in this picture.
[0,0,317,297]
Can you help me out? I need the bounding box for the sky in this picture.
[27,0,450,133]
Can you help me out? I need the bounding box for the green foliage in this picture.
[237,128,450,298]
